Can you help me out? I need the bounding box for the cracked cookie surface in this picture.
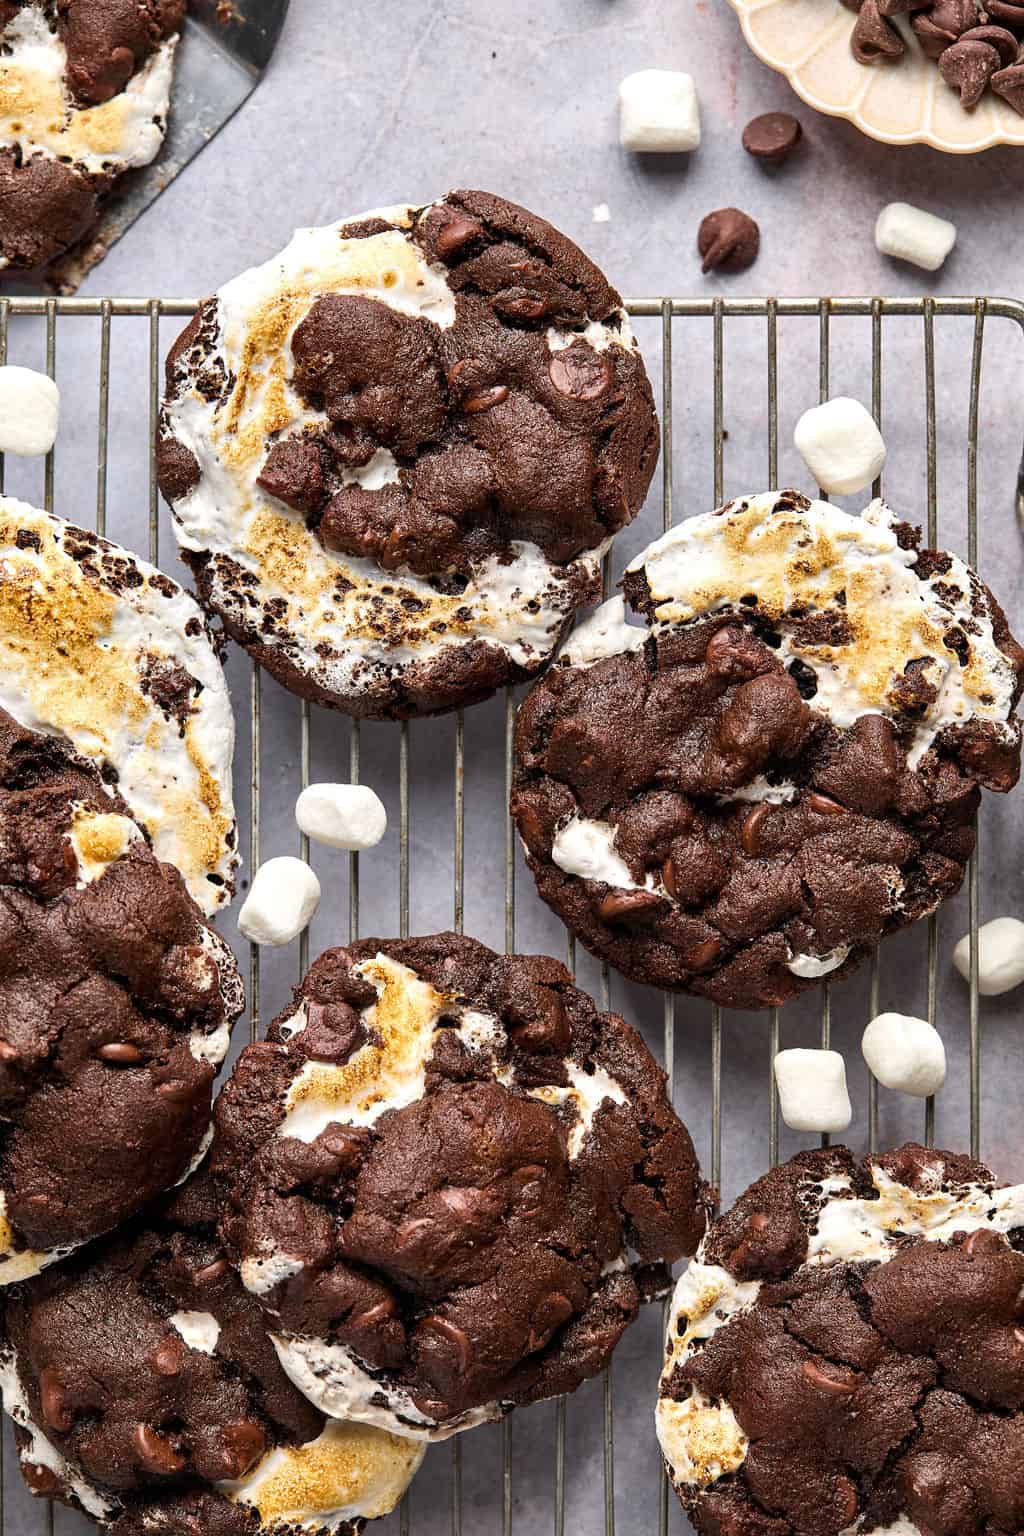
[213,932,709,1439]
[658,1142,1024,1536]
[0,706,242,1280]
[0,1,184,274]
[511,491,1024,1009]
[0,1168,423,1533]
[157,190,659,719]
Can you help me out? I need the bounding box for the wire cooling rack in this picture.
[0,293,1022,1536]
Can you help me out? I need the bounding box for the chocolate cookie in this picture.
[0,1,184,274]
[156,191,659,719]
[0,1169,423,1532]
[657,1142,1024,1536]
[511,491,1024,1009]
[212,932,709,1439]
[0,496,237,914]
[0,705,243,1282]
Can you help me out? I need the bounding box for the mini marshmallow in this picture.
[619,70,701,153]
[295,782,387,851]
[953,916,1024,996]
[793,397,887,496]
[592,202,611,223]
[238,856,321,947]
[875,202,957,273]
[0,367,59,457]
[861,1013,946,1097]
[774,1048,852,1133]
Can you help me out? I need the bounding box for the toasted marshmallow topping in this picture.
[221,1417,423,1529]
[0,498,237,915]
[67,805,143,885]
[278,954,447,1142]
[626,492,1018,767]
[657,1259,761,1489]
[163,206,620,704]
[0,6,175,175]
[807,1163,1024,1266]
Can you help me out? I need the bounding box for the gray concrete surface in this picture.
[3,3,1024,1533]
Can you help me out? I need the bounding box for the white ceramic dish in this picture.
[726,0,1024,153]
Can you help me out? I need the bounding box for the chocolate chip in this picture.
[851,0,906,61]
[215,1420,268,1480]
[96,1041,144,1064]
[155,1079,194,1103]
[548,346,613,400]
[432,213,484,262]
[152,1335,184,1376]
[993,61,1024,110]
[509,993,569,1054]
[420,1314,474,1374]
[461,384,510,415]
[494,293,548,321]
[938,36,1002,106]
[682,936,724,972]
[740,803,774,856]
[741,112,803,164]
[801,1358,861,1394]
[526,1291,574,1353]
[596,888,665,923]
[192,1257,230,1287]
[133,1423,186,1477]
[806,792,849,816]
[958,22,1020,61]
[697,209,761,274]
[39,1367,73,1432]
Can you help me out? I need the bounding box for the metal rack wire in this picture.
[0,292,1017,1535]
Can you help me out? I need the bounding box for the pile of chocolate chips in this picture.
[842,0,1024,114]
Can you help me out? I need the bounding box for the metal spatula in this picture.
[48,0,291,291]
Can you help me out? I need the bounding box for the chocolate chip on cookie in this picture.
[212,933,709,1439]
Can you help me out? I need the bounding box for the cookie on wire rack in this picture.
[511,490,1024,1009]
[156,190,659,719]
[657,1142,1024,1536]
[0,495,238,916]
[212,932,710,1440]
[0,703,243,1283]
[0,1168,423,1534]
[0,0,185,274]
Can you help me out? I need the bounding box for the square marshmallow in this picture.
[875,203,957,273]
[953,916,1024,996]
[794,396,886,497]
[0,366,60,457]
[238,856,321,947]
[619,70,700,153]
[774,1048,852,1134]
[861,1013,946,1098]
